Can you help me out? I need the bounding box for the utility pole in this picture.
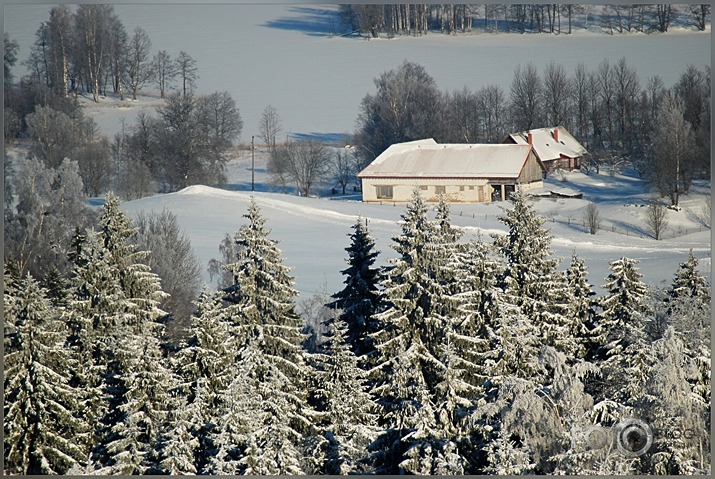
[251,135,255,192]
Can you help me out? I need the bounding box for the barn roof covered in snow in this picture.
[505,126,588,162]
[357,139,540,179]
[358,138,531,178]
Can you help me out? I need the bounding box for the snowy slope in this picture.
[121,165,711,299]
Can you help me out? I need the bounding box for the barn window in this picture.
[376,185,393,199]
[435,186,446,195]
[459,186,465,191]
[419,185,428,190]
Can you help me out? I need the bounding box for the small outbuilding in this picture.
[357,138,546,203]
[504,126,588,172]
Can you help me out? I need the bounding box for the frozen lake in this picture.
[4,4,711,142]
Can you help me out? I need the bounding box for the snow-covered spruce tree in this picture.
[327,216,382,360]
[668,249,711,313]
[153,392,200,475]
[218,198,318,471]
[591,257,653,407]
[640,327,710,475]
[665,250,711,420]
[367,190,471,474]
[65,228,132,448]
[98,192,168,337]
[222,198,306,362]
[311,314,379,474]
[564,253,598,360]
[92,330,180,475]
[65,195,173,473]
[171,288,237,472]
[491,190,577,361]
[3,273,91,474]
[210,329,314,475]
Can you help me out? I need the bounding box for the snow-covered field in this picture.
[5,4,709,298]
[121,153,711,299]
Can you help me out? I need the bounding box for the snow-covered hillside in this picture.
[121,157,711,299]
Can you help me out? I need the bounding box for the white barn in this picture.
[357,139,546,203]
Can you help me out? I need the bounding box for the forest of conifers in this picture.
[4,189,711,474]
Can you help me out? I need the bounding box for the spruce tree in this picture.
[222,198,305,367]
[92,329,179,475]
[641,327,709,474]
[328,216,382,359]
[668,249,711,316]
[592,256,653,407]
[564,253,598,360]
[172,288,237,472]
[65,195,172,473]
[491,190,575,360]
[3,273,90,474]
[368,190,469,473]
[217,198,317,472]
[312,315,379,474]
[215,330,312,475]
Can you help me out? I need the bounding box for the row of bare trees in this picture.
[22,4,197,102]
[339,4,710,37]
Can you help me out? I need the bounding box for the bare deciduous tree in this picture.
[259,104,282,149]
[652,92,694,206]
[175,50,198,98]
[333,148,357,195]
[583,202,601,235]
[276,139,333,196]
[135,208,202,343]
[645,199,669,240]
[124,27,153,100]
[152,50,176,98]
[510,62,542,130]
[542,61,571,128]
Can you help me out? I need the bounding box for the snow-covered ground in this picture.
[121,152,711,299]
[4,4,711,142]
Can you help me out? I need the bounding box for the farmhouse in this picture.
[504,126,588,172]
[357,138,546,203]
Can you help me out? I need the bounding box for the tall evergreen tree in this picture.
[491,190,576,360]
[328,216,382,359]
[172,289,237,472]
[222,198,305,362]
[217,198,317,471]
[312,315,379,474]
[3,273,90,474]
[591,257,653,407]
[668,249,710,310]
[564,253,598,360]
[641,327,709,474]
[367,190,471,473]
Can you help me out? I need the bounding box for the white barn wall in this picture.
[360,177,544,203]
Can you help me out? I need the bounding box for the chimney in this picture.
[527,132,533,144]
[553,128,559,142]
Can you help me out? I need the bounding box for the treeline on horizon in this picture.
[3,190,711,474]
[338,4,710,37]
